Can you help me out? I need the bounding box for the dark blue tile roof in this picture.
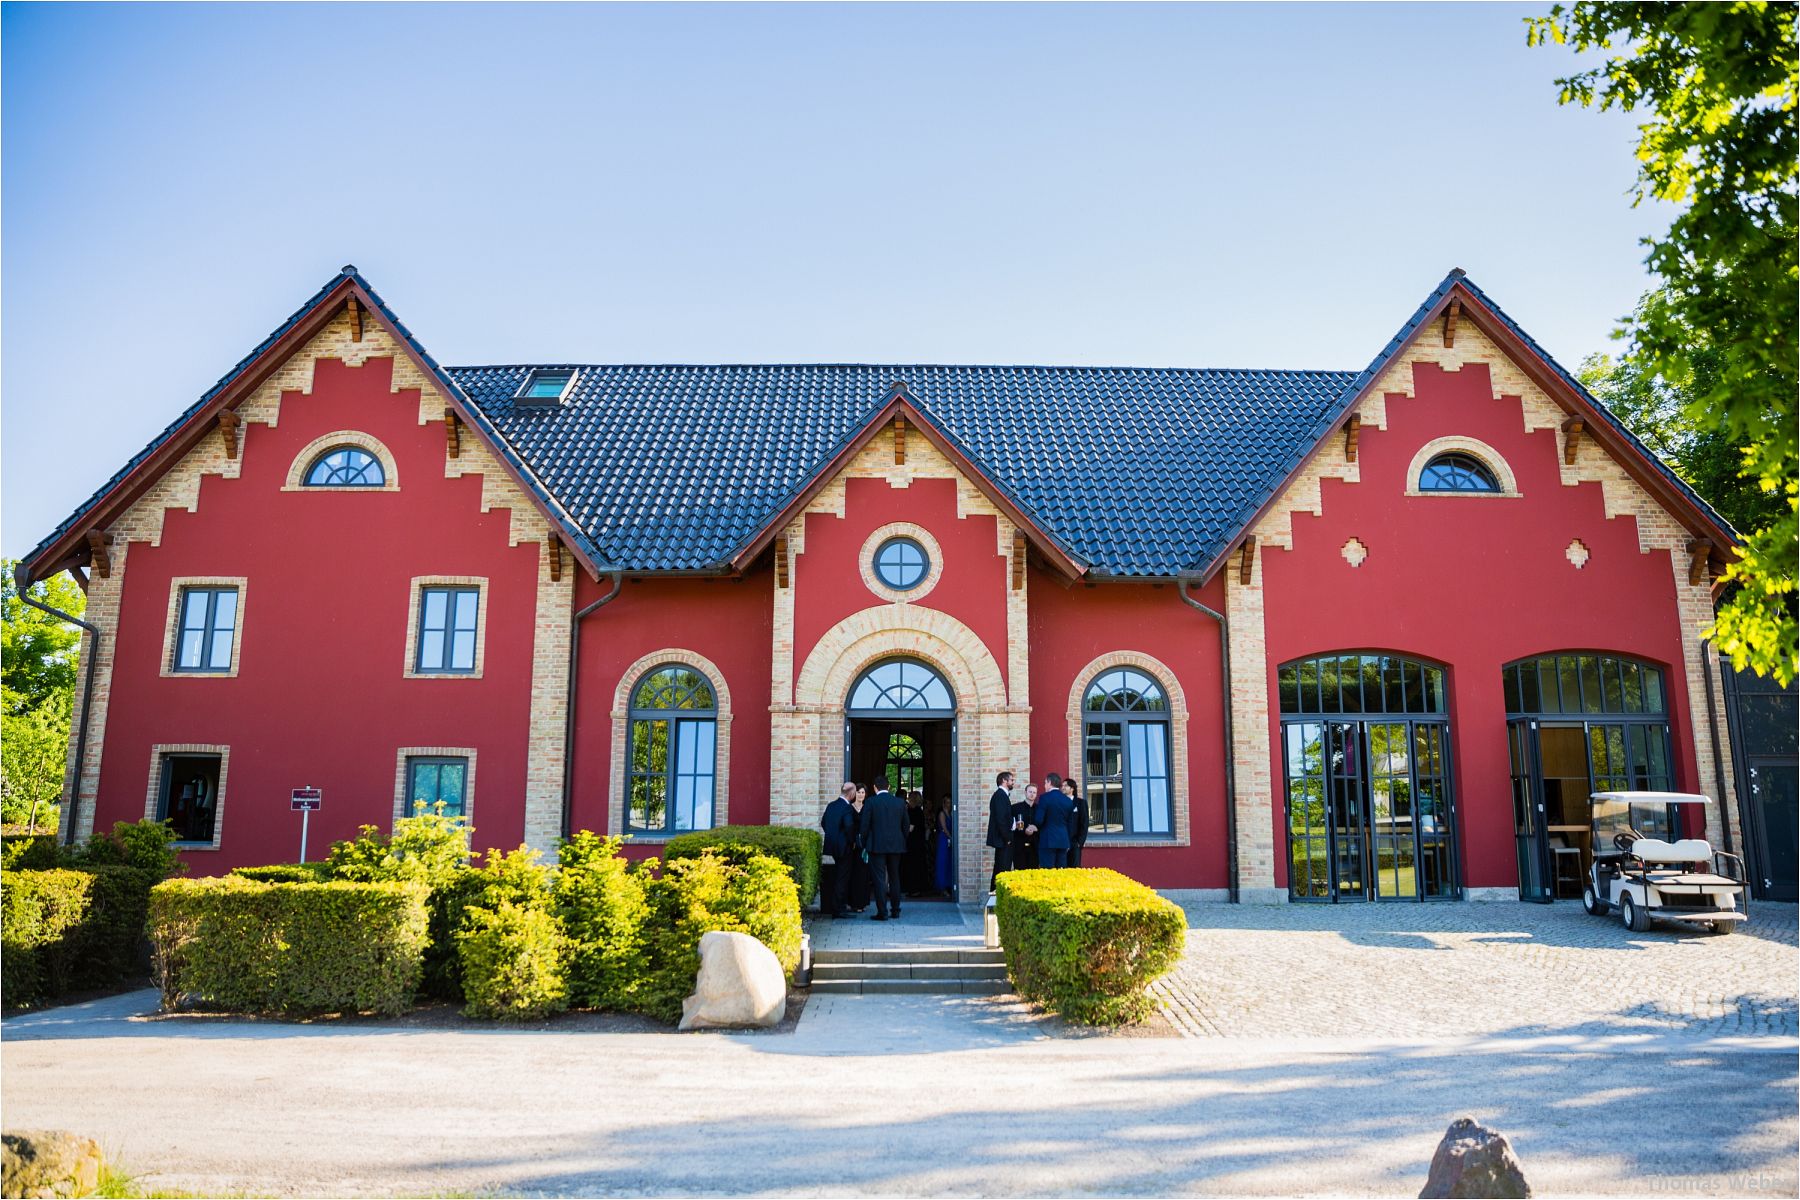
[449,364,1354,576]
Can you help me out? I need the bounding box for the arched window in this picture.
[305,446,385,487]
[1417,452,1500,493]
[848,659,954,714]
[627,664,717,834]
[1083,667,1172,837]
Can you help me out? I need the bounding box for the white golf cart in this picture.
[1580,791,1748,935]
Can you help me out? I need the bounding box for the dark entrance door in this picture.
[845,658,959,901]
[1722,663,1798,902]
[1745,761,1797,902]
[1509,719,1553,902]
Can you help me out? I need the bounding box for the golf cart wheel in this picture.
[1620,893,1650,933]
[1582,885,1606,916]
[1710,919,1737,936]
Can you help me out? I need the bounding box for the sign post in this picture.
[291,787,323,862]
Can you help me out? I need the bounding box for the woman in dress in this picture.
[933,793,955,896]
[848,784,873,913]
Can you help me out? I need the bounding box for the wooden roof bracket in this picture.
[1442,297,1461,348]
[774,533,790,588]
[86,531,111,579]
[1011,530,1027,590]
[348,295,363,343]
[1686,539,1714,587]
[1238,536,1257,585]
[548,540,563,583]
[444,407,461,459]
[1344,412,1362,463]
[217,409,241,460]
[893,413,907,465]
[1561,416,1585,466]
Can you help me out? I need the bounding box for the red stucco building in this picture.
[17,266,1751,905]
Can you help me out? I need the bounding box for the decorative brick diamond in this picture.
[1566,539,1590,568]
[1342,537,1368,567]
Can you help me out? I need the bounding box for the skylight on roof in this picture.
[516,369,575,405]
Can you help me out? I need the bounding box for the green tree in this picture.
[1530,2,1798,683]
[1,692,70,828]
[2,560,85,716]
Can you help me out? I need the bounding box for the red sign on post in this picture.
[290,787,323,812]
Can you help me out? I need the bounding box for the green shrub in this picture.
[456,900,569,1020]
[69,820,183,880]
[555,831,650,1011]
[663,824,821,909]
[148,877,429,1016]
[1,865,157,1008]
[326,807,474,1000]
[231,862,333,884]
[994,867,1186,1025]
[636,848,801,1023]
[1,832,61,873]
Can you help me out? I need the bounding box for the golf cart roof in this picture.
[1590,790,1712,806]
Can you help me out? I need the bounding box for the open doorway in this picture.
[847,718,956,901]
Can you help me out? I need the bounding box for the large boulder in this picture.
[2,1130,104,1199]
[1420,1116,1531,1198]
[679,930,786,1031]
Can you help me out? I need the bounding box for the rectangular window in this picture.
[628,716,715,834]
[415,587,480,673]
[174,587,238,672]
[516,369,576,404]
[405,756,469,819]
[1083,718,1171,838]
[158,753,221,843]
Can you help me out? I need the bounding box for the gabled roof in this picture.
[20,267,1738,590]
[16,268,604,587]
[1189,269,1740,582]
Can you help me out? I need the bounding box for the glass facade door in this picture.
[1279,654,1459,902]
[1509,719,1553,902]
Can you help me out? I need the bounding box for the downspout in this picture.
[1699,643,1735,855]
[561,571,623,838]
[1178,577,1239,903]
[14,563,100,848]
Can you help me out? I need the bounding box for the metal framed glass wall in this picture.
[1278,653,1459,902]
[1504,653,1674,901]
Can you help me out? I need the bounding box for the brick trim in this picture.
[158,577,248,679]
[402,576,490,680]
[143,743,230,850]
[609,648,734,840]
[1404,435,1522,497]
[858,522,946,603]
[1063,650,1193,847]
[281,429,401,492]
[392,746,479,828]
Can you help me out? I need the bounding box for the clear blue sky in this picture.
[1,2,1664,557]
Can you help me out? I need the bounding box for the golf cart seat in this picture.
[1630,838,1713,864]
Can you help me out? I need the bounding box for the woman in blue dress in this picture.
[932,794,954,896]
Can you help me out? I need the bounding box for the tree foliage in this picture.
[1530,2,1798,683]
[1,559,85,828]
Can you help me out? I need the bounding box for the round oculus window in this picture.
[873,536,929,591]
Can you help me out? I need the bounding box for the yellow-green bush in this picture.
[555,832,650,1011]
[994,867,1186,1024]
[637,848,801,1023]
[1,865,156,1008]
[664,825,821,909]
[325,808,475,1000]
[148,877,429,1016]
[231,863,332,884]
[457,900,569,1020]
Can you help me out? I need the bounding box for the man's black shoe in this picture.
[871,913,888,922]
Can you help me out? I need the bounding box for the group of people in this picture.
[985,770,1090,891]
[819,780,954,920]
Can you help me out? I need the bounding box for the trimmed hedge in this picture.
[1,865,157,1008]
[555,832,650,1011]
[637,847,801,1023]
[455,846,567,1020]
[148,877,429,1016]
[664,825,821,909]
[232,863,333,884]
[325,810,476,1000]
[994,867,1186,1025]
[1,832,61,873]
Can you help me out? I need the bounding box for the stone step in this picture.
[812,947,1004,966]
[811,962,1008,983]
[809,978,1013,996]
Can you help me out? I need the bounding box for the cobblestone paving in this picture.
[1152,899,1798,1040]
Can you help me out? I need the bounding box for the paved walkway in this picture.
[1152,898,1798,1041]
[807,901,984,953]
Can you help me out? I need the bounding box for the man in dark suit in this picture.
[1012,785,1041,871]
[986,770,1017,893]
[1064,776,1090,867]
[861,777,910,920]
[1036,772,1076,868]
[819,782,858,918]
